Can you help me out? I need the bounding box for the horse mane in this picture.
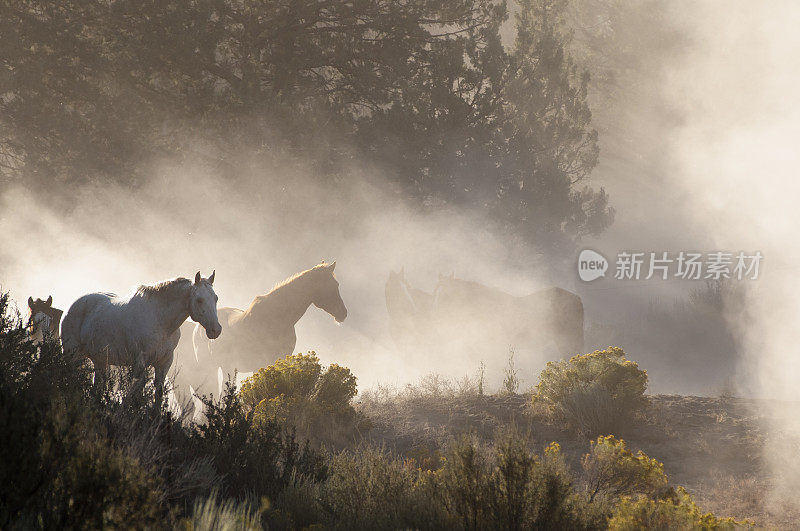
[134,277,193,300]
[268,263,332,294]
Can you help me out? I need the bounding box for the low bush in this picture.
[240,352,369,447]
[582,435,668,503]
[189,381,328,501]
[297,433,607,530]
[532,347,649,436]
[431,434,603,530]
[319,445,443,529]
[608,487,754,530]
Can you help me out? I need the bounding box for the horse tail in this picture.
[192,321,212,362]
[170,320,199,394]
[60,295,90,353]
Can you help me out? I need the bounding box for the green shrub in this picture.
[487,438,579,530]
[240,352,367,447]
[434,437,492,529]
[0,291,328,527]
[532,347,649,436]
[43,435,165,529]
[262,478,327,530]
[309,433,604,531]
[608,487,753,530]
[582,435,668,503]
[431,435,601,530]
[0,292,167,528]
[190,380,328,501]
[319,445,444,530]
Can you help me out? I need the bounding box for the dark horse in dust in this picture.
[386,271,583,359]
[173,262,347,397]
[27,295,63,343]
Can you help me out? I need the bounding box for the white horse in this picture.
[27,295,63,344]
[61,272,222,399]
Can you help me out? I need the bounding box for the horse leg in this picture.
[154,351,173,408]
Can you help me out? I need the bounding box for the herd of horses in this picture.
[24,261,584,414]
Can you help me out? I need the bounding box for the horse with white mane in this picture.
[61,272,221,398]
[175,262,346,397]
[27,295,63,343]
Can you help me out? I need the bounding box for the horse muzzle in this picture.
[205,323,222,339]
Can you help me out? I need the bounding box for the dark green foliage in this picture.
[0,292,165,528]
[318,446,444,530]
[432,435,598,530]
[2,0,611,252]
[266,434,603,530]
[0,291,326,528]
[191,380,328,500]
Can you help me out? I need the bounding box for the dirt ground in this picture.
[359,393,799,529]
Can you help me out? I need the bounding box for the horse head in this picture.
[28,295,62,340]
[189,271,222,339]
[311,261,347,323]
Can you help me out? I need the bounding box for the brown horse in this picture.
[432,275,584,358]
[385,271,583,360]
[175,262,346,397]
[27,295,63,343]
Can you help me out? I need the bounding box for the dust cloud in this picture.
[2,3,800,508]
[1,151,556,390]
[661,0,800,512]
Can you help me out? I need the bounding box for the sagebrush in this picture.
[532,347,649,436]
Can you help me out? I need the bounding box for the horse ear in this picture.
[46,295,52,306]
[195,271,202,284]
[28,296,34,309]
[328,261,336,272]
[208,270,215,285]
